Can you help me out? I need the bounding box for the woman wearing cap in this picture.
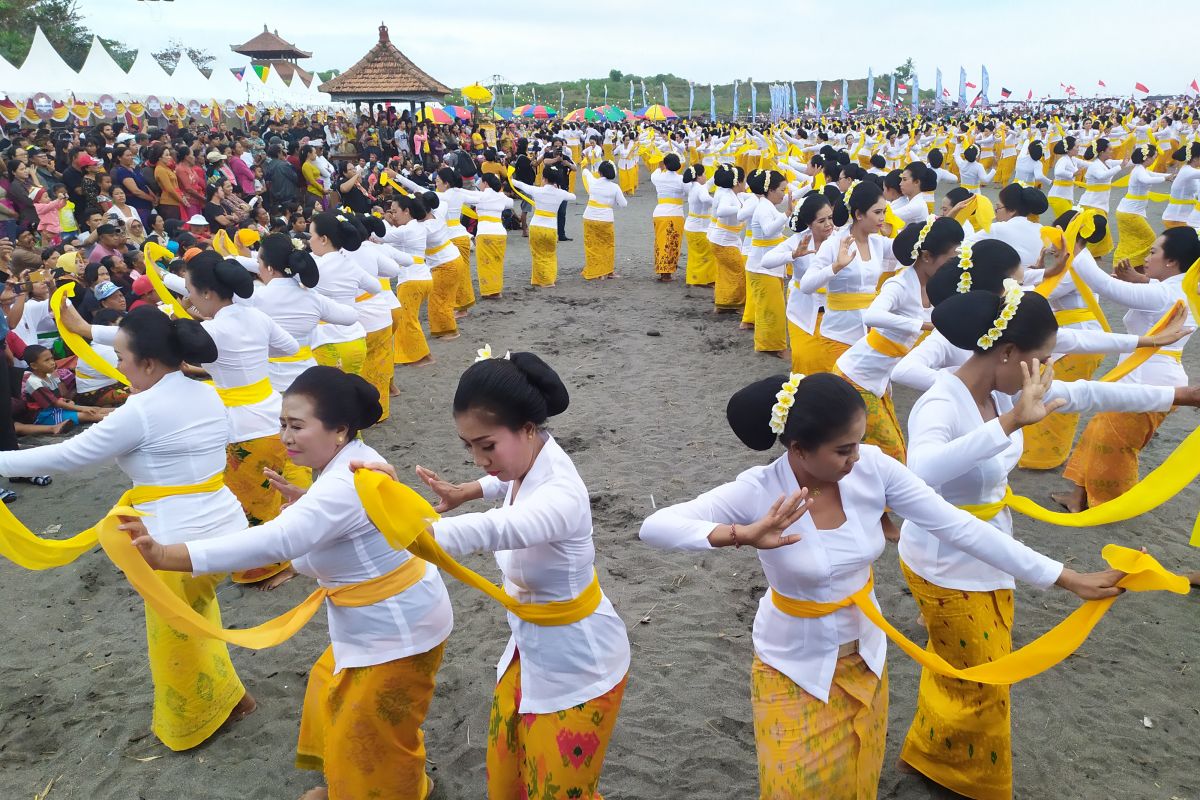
[22,306,258,750]
[639,372,1124,799]
[121,366,453,799]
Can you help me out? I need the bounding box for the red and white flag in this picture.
[968,91,983,109]
[1134,81,1150,93]
[1190,79,1199,93]
[1098,79,1107,88]
[896,83,908,95]
[965,81,978,89]
[942,88,951,98]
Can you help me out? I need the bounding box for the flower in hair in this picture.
[977,279,1024,350]
[956,243,974,293]
[911,215,937,263]
[842,180,859,209]
[474,344,510,363]
[336,214,348,223]
[769,373,805,435]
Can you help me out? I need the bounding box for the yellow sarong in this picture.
[529,226,559,287]
[1018,352,1103,469]
[713,243,746,310]
[313,338,367,374]
[582,218,616,280]
[685,230,715,286]
[653,216,684,275]
[748,272,787,352]
[428,258,460,336]
[297,642,445,800]
[900,561,1014,800]
[1114,211,1155,267]
[393,280,432,364]
[1064,410,1172,507]
[476,234,507,296]
[451,235,476,310]
[225,434,290,584]
[146,570,246,751]
[361,326,394,421]
[835,371,906,463]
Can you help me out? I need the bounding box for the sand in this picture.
[1,177,1198,800]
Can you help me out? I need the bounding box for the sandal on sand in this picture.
[11,476,51,487]
[0,488,17,503]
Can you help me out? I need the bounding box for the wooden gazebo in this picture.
[318,24,450,117]
[231,25,314,87]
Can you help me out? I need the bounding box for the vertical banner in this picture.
[911,74,919,114]
[841,79,849,117]
[888,73,896,110]
[641,80,647,107]
[791,83,799,118]
[688,82,694,117]
[981,65,990,108]
[585,83,591,107]
[750,81,757,120]
[816,80,823,114]
[710,84,716,120]
[662,81,668,107]
[732,80,739,121]
[866,69,875,113]
[604,84,608,105]
[958,66,967,109]
[935,69,943,112]
[629,79,634,108]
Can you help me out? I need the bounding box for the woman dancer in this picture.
[580,160,627,281]
[1113,145,1173,268]
[743,169,791,357]
[512,165,575,288]
[708,165,748,312]
[683,165,715,286]
[308,212,380,373]
[125,367,454,800]
[650,154,687,281]
[639,371,1123,799]
[474,173,515,297]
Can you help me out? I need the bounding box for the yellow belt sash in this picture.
[770,552,1188,685]
[714,220,745,234]
[587,200,612,209]
[477,215,501,223]
[825,292,875,311]
[214,377,273,407]
[865,329,910,357]
[425,239,455,256]
[534,209,557,219]
[657,197,684,205]
[1052,179,1076,188]
[1082,183,1112,192]
[961,183,980,191]
[269,346,314,364]
[752,236,787,248]
[354,470,603,626]
[1053,307,1097,327]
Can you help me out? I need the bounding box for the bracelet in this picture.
[729,524,741,549]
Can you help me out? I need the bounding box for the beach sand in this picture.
[2,176,1198,800]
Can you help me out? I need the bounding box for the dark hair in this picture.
[480,173,503,191]
[311,211,365,251]
[962,145,979,163]
[1084,138,1110,160]
[435,166,461,189]
[713,164,737,189]
[421,190,440,212]
[1027,141,1044,161]
[358,214,385,238]
[870,154,886,170]
[541,164,562,186]
[285,366,382,440]
[847,181,883,222]
[1131,144,1158,165]
[791,193,830,233]
[1173,142,1200,163]
[186,250,255,300]
[893,217,964,266]
[682,164,704,184]
[1052,209,1109,245]
[998,183,1049,217]
[1160,226,1200,272]
[726,373,866,452]
[452,352,569,430]
[260,232,319,287]
[597,160,617,181]
[119,304,218,368]
[933,289,1057,354]
[927,149,944,169]
[23,344,51,365]
[92,308,125,326]
[927,239,1022,305]
[1052,136,1077,156]
[882,169,902,193]
[945,186,972,207]
[662,153,681,172]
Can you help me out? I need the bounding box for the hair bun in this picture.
[509,352,569,417]
[726,375,785,451]
[931,291,1003,350]
[216,258,256,298]
[347,374,384,430]
[169,317,219,364]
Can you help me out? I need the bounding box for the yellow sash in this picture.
[1096,300,1184,383]
[425,239,454,256]
[214,377,273,407]
[533,209,557,219]
[825,292,875,311]
[771,550,1188,684]
[355,291,373,302]
[477,215,501,223]
[505,165,535,206]
[865,329,910,358]
[714,220,745,234]
[657,197,684,205]
[269,346,314,364]
[1035,217,1112,332]
[1052,180,1075,188]
[587,200,612,209]
[1082,183,1112,192]
[1053,308,1097,327]
[51,283,129,387]
[354,470,603,626]
[752,236,787,248]
[143,242,194,320]
[0,473,225,570]
[1124,194,1149,202]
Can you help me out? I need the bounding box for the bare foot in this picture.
[454,309,470,319]
[896,757,920,775]
[916,612,926,629]
[482,293,502,299]
[404,355,436,366]
[434,332,461,340]
[739,322,754,330]
[53,418,75,435]
[765,350,790,361]
[1188,572,1200,587]
[226,691,257,726]
[602,274,621,280]
[254,566,298,592]
[657,275,675,282]
[1050,490,1085,514]
[298,788,328,800]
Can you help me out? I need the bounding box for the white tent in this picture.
[167,51,215,103]
[9,27,77,100]
[73,37,132,101]
[207,62,247,106]
[124,48,173,100]
[0,54,19,96]
[264,64,296,106]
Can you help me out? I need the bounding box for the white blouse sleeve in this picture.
[1043,380,1174,415]
[1070,251,1174,311]
[879,455,1064,588]
[0,400,144,475]
[266,318,300,357]
[639,477,762,551]
[315,292,359,325]
[760,238,797,272]
[907,401,1013,488]
[1054,328,1139,355]
[862,278,924,339]
[432,477,587,556]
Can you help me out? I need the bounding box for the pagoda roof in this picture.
[232,26,312,59]
[319,23,450,101]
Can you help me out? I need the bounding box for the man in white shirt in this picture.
[311,140,335,191]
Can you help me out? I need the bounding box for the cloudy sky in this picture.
[78,0,1195,97]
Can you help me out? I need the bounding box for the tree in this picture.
[99,36,135,71]
[317,69,341,83]
[893,57,915,85]
[152,38,215,73]
[608,69,622,81]
[0,0,91,70]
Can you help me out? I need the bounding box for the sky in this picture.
[75,0,1196,99]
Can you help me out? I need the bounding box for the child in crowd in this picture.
[20,344,110,427]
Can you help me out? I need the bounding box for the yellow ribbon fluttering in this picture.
[143,242,193,320]
[354,470,602,626]
[1035,212,1112,332]
[50,283,129,387]
[1096,300,1184,383]
[772,547,1188,684]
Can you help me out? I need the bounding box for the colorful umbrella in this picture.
[461,83,493,104]
[520,105,557,119]
[417,106,453,124]
[596,105,626,122]
[643,104,678,120]
[445,105,472,121]
[491,108,513,120]
[512,104,532,117]
[564,107,602,122]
